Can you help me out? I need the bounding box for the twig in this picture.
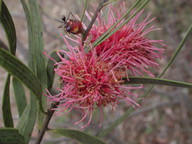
[35,101,59,144]
[81,0,109,44]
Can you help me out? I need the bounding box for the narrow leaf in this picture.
[160,24,192,77]
[141,23,192,98]
[52,129,106,144]
[28,0,47,129]
[2,74,13,127]
[16,95,37,143]
[12,77,27,117]
[19,0,46,141]
[46,51,61,90]
[124,77,192,88]
[0,48,45,113]
[16,105,30,130]
[0,0,17,129]
[0,1,16,54]
[0,128,25,144]
[28,0,46,85]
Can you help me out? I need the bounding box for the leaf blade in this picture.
[0,1,16,54]
[0,48,43,108]
[19,0,47,141]
[0,0,17,129]
[2,74,14,127]
[52,129,106,144]
[12,77,27,117]
[124,77,192,88]
[46,51,61,90]
[0,128,25,144]
[28,0,47,129]
[16,95,37,143]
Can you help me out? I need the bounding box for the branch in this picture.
[82,0,109,44]
[35,101,59,144]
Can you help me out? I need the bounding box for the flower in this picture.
[45,36,142,128]
[87,7,165,77]
[45,4,165,128]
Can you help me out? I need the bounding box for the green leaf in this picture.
[160,24,192,77]
[0,0,17,129]
[46,51,61,90]
[28,0,47,128]
[52,129,106,144]
[16,95,37,143]
[16,105,30,130]
[0,48,45,113]
[124,77,192,88]
[22,0,47,129]
[12,77,27,117]
[28,0,47,85]
[141,23,192,98]
[2,74,13,127]
[0,1,16,54]
[19,0,47,141]
[0,128,25,144]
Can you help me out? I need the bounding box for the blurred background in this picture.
[0,0,192,144]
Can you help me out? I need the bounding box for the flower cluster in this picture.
[88,9,165,77]
[46,5,165,128]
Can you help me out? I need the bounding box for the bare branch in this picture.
[82,0,109,44]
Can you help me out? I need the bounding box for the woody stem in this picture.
[35,101,59,144]
[82,0,109,45]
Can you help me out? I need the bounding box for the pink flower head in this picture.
[45,4,165,128]
[87,6,165,77]
[45,36,142,128]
